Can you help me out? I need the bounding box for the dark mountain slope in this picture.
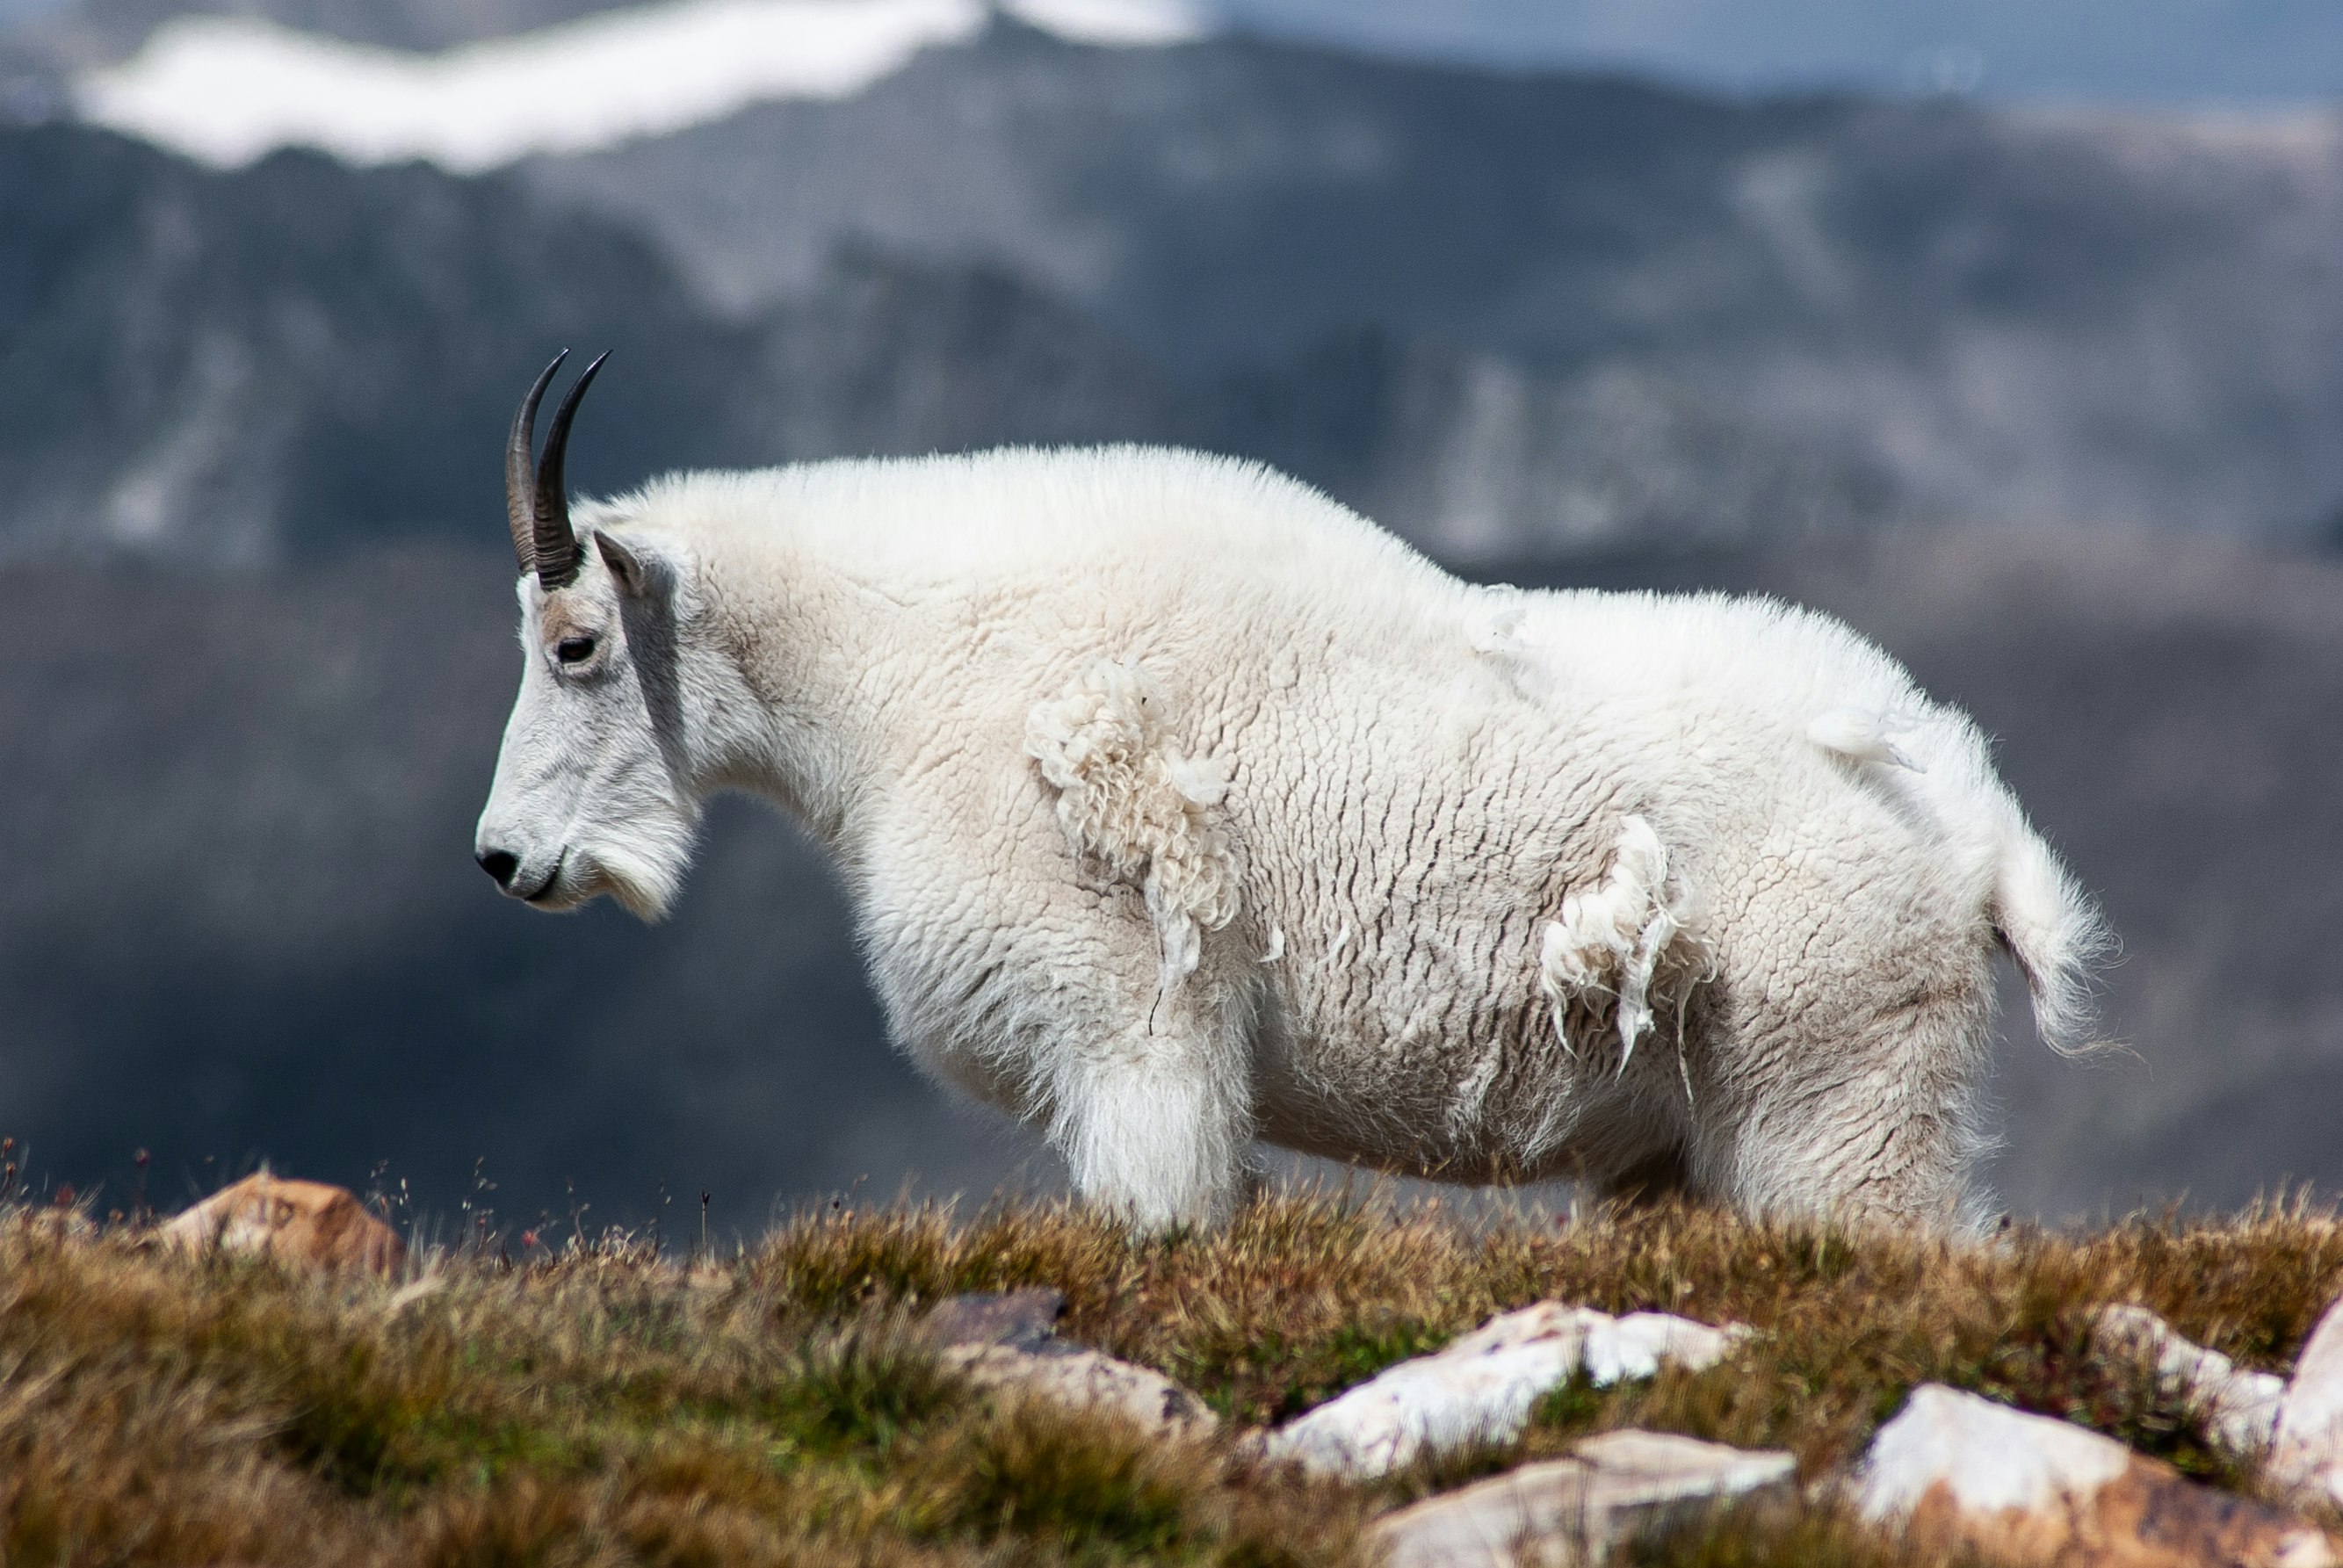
[4,531,2338,1224]
[0,546,1030,1226]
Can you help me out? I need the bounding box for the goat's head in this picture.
[474,352,700,921]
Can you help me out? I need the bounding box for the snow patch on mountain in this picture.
[73,0,1208,170]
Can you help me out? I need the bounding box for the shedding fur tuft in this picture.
[1538,816,1708,1071]
[1026,659,1241,998]
[1808,706,1923,770]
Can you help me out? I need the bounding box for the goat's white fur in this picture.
[476,445,2108,1232]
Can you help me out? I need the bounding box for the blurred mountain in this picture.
[1215,0,2343,106]
[0,109,1890,566]
[5,17,2343,559]
[524,25,2343,546]
[22,0,2343,106]
[0,126,747,560]
[0,124,1190,561]
[15,0,614,61]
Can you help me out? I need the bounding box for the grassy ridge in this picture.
[5,1190,2343,1565]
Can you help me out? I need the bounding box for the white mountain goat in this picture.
[475,353,2108,1232]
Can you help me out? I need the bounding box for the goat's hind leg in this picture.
[1692,980,1998,1232]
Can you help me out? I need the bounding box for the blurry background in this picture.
[2,0,2340,1232]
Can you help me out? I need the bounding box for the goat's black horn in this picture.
[532,350,608,590]
[506,350,566,574]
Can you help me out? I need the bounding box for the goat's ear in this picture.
[594,531,654,597]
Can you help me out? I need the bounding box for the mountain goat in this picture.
[476,354,2107,1232]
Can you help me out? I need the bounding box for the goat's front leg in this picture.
[1042,976,1255,1232]
[867,698,1257,1231]
[867,851,1259,1232]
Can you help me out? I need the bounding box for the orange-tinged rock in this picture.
[158,1173,405,1274]
[1371,1431,1795,1568]
[944,1343,1219,1444]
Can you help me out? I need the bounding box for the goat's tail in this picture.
[1989,809,2115,1055]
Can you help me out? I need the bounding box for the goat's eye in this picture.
[555,635,597,665]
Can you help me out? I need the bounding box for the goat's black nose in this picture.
[477,849,519,888]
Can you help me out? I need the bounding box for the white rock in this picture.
[1854,1384,2132,1522]
[1255,1304,1745,1478]
[2273,1296,2343,1505]
[1855,1384,2337,1568]
[943,1343,1219,1444]
[1373,1430,1795,1568]
[2093,1303,2286,1456]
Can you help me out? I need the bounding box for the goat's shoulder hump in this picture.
[621,446,1435,588]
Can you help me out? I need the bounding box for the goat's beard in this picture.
[568,812,698,922]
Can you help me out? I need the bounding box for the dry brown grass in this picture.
[4,1186,2343,1565]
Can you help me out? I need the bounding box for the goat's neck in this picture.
[694,531,915,851]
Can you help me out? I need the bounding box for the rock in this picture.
[1853,1384,2336,1568]
[2273,1296,2343,1506]
[1372,1429,1796,1568]
[156,1173,405,1274]
[917,1288,1067,1353]
[944,1343,1219,1444]
[2093,1304,2286,1456]
[1255,1303,1746,1478]
[915,1286,1216,1442]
